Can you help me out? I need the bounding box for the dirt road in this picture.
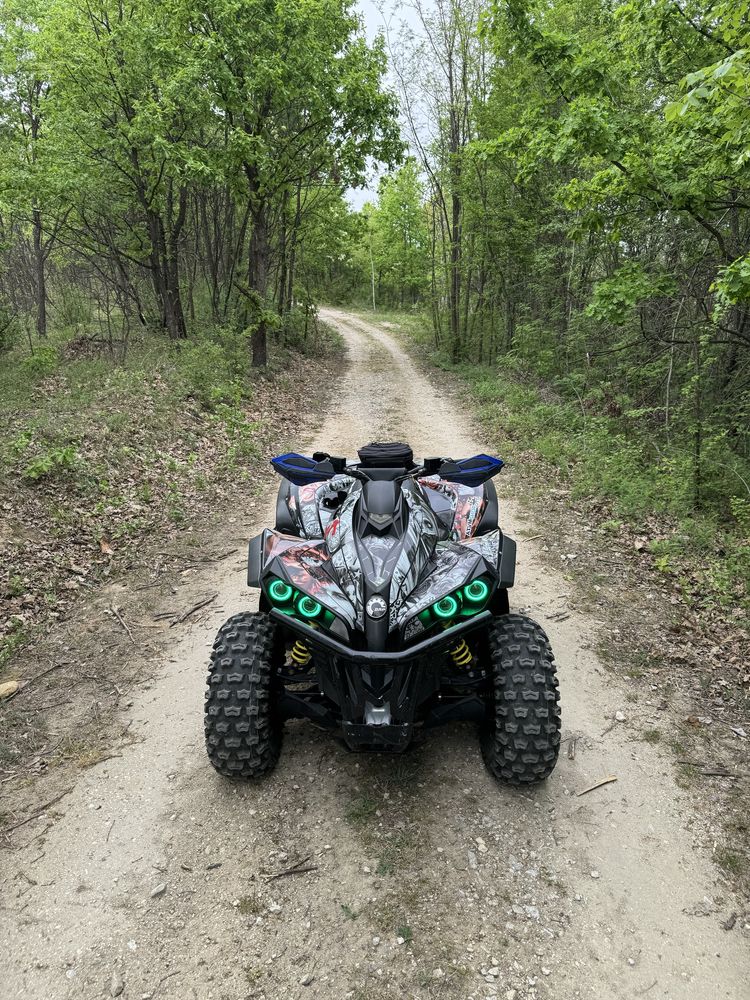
[2,309,747,1000]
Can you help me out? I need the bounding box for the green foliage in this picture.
[22,347,58,379]
[434,350,749,607]
[176,335,243,410]
[586,265,677,326]
[23,444,80,481]
[363,161,430,307]
[343,1,750,608]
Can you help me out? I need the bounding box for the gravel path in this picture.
[1,309,746,1000]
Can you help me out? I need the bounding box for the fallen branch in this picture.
[262,855,318,881]
[676,760,745,777]
[577,775,618,797]
[264,865,318,881]
[1,788,73,835]
[109,605,136,644]
[546,611,571,622]
[179,548,240,567]
[170,593,218,627]
[151,970,179,998]
[25,662,72,689]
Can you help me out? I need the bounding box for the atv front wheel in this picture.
[481,614,561,785]
[204,612,282,779]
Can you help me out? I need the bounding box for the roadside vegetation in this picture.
[324,1,750,620]
[0,318,342,672]
[0,0,398,672]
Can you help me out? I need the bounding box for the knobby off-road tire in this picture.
[205,612,282,779]
[481,613,561,785]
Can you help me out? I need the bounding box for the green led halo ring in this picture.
[268,578,294,604]
[297,595,323,619]
[433,594,459,619]
[464,579,490,603]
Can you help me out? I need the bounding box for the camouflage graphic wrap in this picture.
[264,473,503,638]
[322,484,365,626]
[390,540,485,632]
[285,475,356,539]
[262,529,358,629]
[387,483,439,618]
[418,476,487,540]
[460,528,501,566]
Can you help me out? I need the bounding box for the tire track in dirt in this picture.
[1,309,746,1000]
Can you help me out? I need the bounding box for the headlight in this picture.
[433,595,460,620]
[265,575,336,630]
[268,578,294,603]
[418,575,492,628]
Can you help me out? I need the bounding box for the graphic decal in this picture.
[461,528,501,566]
[391,542,484,630]
[267,464,503,637]
[387,482,439,619]
[325,484,366,626]
[418,476,487,540]
[262,529,358,628]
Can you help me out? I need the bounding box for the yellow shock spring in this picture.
[449,637,473,668]
[290,638,312,668]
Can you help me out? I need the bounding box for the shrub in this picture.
[23,445,80,482]
[22,346,58,379]
[176,334,244,409]
[0,302,17,354]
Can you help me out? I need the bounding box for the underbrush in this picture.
[0,316,342,669]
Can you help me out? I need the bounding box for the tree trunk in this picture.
[450,191,461,362]
[146,209,187,340]
[249,201,270,368]
[33,206,47,338]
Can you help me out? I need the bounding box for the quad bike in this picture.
[205,442,561,785]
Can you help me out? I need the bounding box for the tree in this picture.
[369,160,429,306]
[40,0,216,340]
[0,1,60,338]
[190,0,401,366]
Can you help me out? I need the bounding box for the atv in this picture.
[205,442,561,785]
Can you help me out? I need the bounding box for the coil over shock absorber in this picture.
[289,638,312,669]
[448,635,473,669]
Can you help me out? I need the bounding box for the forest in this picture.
[0,0,748,607]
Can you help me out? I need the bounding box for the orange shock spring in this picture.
[449,636,473,668]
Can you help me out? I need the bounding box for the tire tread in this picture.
[204,612,282,779]
[481,613,561,785]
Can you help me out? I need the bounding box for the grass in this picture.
[238,893,264,916]
[0,310,343,789]
[368,879,428,939]
[715,848,746,877]
[642,728,662,744]
[375,831,422,876]
[0,314,342,672]
[345,794,379,827]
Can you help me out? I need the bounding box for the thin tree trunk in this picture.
[248,201,270,368]
[33,206,47,338]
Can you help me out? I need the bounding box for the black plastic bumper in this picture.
[268,608,492,662]
[270,609,492,751]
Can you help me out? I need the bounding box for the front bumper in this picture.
[269,608,492,662]
[270,609,492,750]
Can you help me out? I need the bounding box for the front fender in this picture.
[247,532,263,588]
